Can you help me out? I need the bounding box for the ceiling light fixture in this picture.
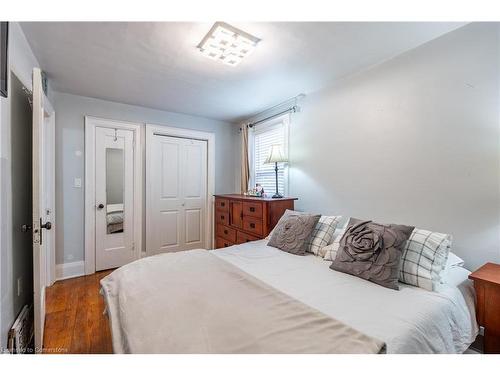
[197,22,260,67]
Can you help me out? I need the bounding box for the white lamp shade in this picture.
[264,144,288,164]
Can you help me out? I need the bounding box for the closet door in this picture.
[147,135,207,255]
[95,127,136,270]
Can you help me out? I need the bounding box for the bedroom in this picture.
[0,0,499,372]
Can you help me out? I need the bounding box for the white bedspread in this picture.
[211,240,478,354]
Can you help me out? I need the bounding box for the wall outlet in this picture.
[17,277,23,297]
[74,177,82,188]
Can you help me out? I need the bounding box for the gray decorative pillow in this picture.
[268,210,321,255]
[330,218,414,290]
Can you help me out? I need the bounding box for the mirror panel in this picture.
[106,147,124,234]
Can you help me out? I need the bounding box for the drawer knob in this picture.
[221,215,225,220]
[250,223,255,229]
[250,207,255,212]
[221,202,225,207]
[224,230,228,234]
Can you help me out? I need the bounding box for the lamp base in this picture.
[272,162,283,199]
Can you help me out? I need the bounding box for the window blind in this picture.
[253,123,286,196]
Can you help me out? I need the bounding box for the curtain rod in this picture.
[246,105,298,128]
[239,93,305,131]
[238,104,300,131]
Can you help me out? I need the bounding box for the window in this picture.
[250,116,289,196]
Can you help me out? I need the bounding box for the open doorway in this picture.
[9,72,34,352]
[7,69,56,353]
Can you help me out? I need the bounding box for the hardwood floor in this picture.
[43,270,114,354]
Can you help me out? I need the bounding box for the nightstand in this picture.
[469,263,500,353]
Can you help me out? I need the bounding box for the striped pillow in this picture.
[399,229,452,291]
[320,228,345,260]
[306,215,342,256]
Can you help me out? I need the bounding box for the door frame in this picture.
[145,124,215,255]
[84,116,143,275]
[43,104,56,286]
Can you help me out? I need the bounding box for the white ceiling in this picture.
[21,22,465,122]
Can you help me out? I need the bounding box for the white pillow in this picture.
[399,229,452,291]
[440,252,465,285]
[320,228,345,260]
[306,215,342,256]
[446,252,464,268]
[336,216,350,230]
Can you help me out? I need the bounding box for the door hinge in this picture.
[131,242,135,252]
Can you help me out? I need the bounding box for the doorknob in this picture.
[21,224,32,232]
[97,203,104,209]
[41,221,52,230]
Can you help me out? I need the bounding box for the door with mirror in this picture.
[95,126,135,271]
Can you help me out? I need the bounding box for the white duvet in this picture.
[212,240,478,354]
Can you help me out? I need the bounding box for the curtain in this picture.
[240,125,250,193]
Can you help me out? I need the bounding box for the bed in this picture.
[212,240,478,354]
[100,240,478,354]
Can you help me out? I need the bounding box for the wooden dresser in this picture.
[469,262,500,353]
[214,194,297,249]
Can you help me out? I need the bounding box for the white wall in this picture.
[287,23,499,270]
[53,92,239,265]
[0,22,43,349]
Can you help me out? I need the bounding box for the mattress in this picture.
[211,240,478,354]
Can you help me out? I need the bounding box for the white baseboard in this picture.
[55,261,85,281]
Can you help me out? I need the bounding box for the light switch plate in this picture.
[74,178,82,188]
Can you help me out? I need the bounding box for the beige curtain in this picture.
[240,125,250,193]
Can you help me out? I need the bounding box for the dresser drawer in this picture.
[216,224,237,243]
[237,231,260,244]
[215,199,229,212]
[215,236,234,249]
[242,202,263,218]
[242,216,263,236]
[215,210,229,226]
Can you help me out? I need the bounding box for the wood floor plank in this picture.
[43,270,114,354]
[43,310,73,353]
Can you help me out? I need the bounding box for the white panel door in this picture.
[148,135,207,254]
[95,127,136,271]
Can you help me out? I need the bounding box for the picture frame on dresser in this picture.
[214,194,297,249]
